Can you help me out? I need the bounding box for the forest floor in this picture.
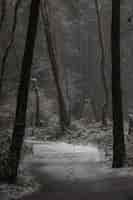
[1,119,133,199]
[19,124,133,200]
[19,120,133,199]
[26,119,132,166]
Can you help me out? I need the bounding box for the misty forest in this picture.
[1,0,133,199]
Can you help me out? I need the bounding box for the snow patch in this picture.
[32,142,104,162]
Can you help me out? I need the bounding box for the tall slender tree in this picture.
[0,0,21,96]
[7,0,40,183]
[41,0,71,133]
[111,0,126,168]
[0,0,6,30]
[94,0,109,126]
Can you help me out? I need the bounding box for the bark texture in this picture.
[7,0,40,183]
[111,0,126,168]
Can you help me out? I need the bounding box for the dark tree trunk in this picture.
[111,0,126,168]
[7,0,40,183]
[41,1,71,133]
[0,0,6,30]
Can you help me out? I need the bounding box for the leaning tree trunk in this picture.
[94,0,109,126]
[7,0,40,183]
[0,0,21,96]
[111,0,126,168]
[41,1,71,133]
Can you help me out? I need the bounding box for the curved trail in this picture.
[20,141,133,200]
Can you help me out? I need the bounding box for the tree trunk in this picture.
[111,0,126,168]
[35,85,40,127]
[7,0,40,183]
[41,1,71,133]
[94,0,109,126]
[0,0,6,30]
[31,78,40,127]
[90,99,99,122]
[0,0,21,96]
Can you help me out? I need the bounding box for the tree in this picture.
[0,0,21,96]
[94,0,109,126]
[31,78,40,127]
[7,0,41,183]
[0,0,6,31]
[111,0,126,168]
[41,0,71,133]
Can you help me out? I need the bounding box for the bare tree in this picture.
[0,0,6,30]
[0,0,21,96]
[41,0,71,133]
[94,0,109,126]
[111,0,126,168]
[7,0,40,183]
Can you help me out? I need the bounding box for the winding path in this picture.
[20,140,133,200]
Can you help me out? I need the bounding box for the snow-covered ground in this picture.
[32,141,105,162]
[23,140,105,184]
[1,121,133,199]
[21,139,133,196]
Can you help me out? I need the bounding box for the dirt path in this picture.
[20,140,133,200]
